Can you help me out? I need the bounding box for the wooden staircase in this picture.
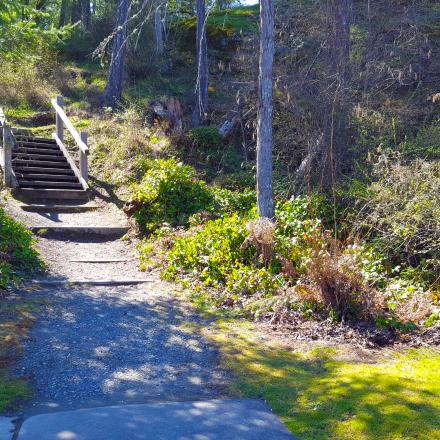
[1,97,89,200]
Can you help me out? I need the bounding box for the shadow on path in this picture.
[13,281,229,416]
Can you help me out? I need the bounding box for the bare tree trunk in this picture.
[257,0,275,219]
[81,0,91,30]
[59,0,69,27]
[104,0,130,108]
[332,0,351,86]
[327,0,352,175]
[192,0,208,126]
[155,1,164,58]
[71,0,81,23]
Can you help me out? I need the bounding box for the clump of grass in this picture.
[0,377,30,412]
[0,62,55,110]
[88,106,172,187]
[0,300,40,411]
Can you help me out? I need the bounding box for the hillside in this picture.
[0,0,439,437]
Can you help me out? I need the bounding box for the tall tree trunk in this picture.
[104,0,130,108]
[81,0,91,30]
[71,0,81,23]
[155,1,164,58]
[59,0,69,27]
[327,0,352,175]
[257,0,275,219]
[192,0,208,126]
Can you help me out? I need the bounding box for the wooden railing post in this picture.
[55,96,65,143]
[2,125,13,187]
[80,130,88,183]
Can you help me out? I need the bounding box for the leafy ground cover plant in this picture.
[0,206,42,291]
[0,207,42,411]
[127,158,255,233]
[137,176,439,336]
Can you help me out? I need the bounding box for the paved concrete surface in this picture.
[17,399,295,440]
[0,417,14,440]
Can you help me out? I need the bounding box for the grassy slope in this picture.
[202,320,440,440]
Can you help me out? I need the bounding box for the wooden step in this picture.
[19,203,99,213]
[12,159,70,168]
[29,225,130,237]
[12,129,32,137]
[16,147,63,156]
[17,141,60,150]
[14,166,74,175]
[15,173,78,182]
[28,278,152,287]
[13,153,67,162]
[12,188,88,200]
[15,136,56,144]
[18,180,83,189]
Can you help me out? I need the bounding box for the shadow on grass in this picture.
[214,324,440,440]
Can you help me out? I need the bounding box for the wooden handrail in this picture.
[53,134,89,190]
[51,97,89,154]
[51,96,89,187]
[0,107,6,127]
[0,109,18,188]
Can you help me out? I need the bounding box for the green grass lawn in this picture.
[0,376,30,412]
[209,5,259,32]
[204,320,440,440]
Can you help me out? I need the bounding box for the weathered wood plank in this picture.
[51,98,88,154]
[53,134,89,190]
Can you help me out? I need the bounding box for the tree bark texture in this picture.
[59,0,69,27]
[257,0,275,219]
[71,0,81,23]
[104,0,130,108]
[155,1,164,57]
[193,0,208,126]
[81,0,91,30]
[326,0,352,175]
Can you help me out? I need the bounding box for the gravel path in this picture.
[9,199,230,416]
[14,282,228,415]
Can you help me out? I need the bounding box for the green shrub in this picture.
[354,160,440,286]
[131,159,214,232]
[211,186,255,216]
[173,18,236,53]
[129,158,255,232]
[164,214,255,286]
[0,207,42,290]
[401,121,440,160]
[189,127,224,151]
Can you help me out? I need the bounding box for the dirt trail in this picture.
[5,197,229,416]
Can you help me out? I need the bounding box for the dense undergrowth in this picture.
[133,158,440,338]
